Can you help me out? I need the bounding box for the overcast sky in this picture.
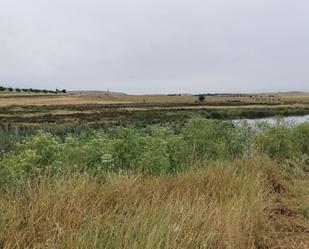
[0,0,308,94]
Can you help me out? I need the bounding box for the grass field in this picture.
[0,92,308,133]
[0,91,309,106]
[1,157,308,249]
[0,92,308,248]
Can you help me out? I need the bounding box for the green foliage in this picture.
[0,85,63,94]
[0,133,61,184]
[293,122,309,154]
[198,95,205,102]
[111,127,144,169]
[58,133,114,172]
[137,136,171,173]
[254,123,297,159]
[0,118,308,185]
[182,118,244,160]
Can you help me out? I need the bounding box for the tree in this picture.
[62,89,66,93]
[0,86,5,91]
[198,95,205,102]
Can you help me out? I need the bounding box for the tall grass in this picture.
[1,157,308,249]
[0,119,308,248]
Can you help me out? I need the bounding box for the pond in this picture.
[233,114,309,126]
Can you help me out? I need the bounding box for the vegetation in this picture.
[1,157,308,249]
[0,119,308,248]
[0,85,66,94]
[198,95,206,102]
[0,103,309,134]
[0,90,308,248]
[0,119,308,181]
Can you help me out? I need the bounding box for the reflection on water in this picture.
[233,115,309,126]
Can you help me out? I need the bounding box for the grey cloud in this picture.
[0,0,308,93]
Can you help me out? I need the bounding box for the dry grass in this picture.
[0,157,308,249]
[0,95,130,106]
[0,92,308,107]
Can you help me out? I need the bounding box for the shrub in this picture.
[58,133,114,172]
[0,119,308,185]
[198,95,205,102]
[254,124,297,159]
[0,133,60,184]
[293,122,309,154]
[111,127,144,169]
[181,118,241,160]
[137,136,171,173]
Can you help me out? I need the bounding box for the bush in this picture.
[0,119,308,185]
[293,122,309,154]
[137,136,171,173]
[198,95,205,102]
[182,118,243,160]
[58,133,114,172]
[0,133,60,184]
[254,123,297,159]
[112,127,144,169]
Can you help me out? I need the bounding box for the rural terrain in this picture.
[0,90,308,249]
[1,91,309,132]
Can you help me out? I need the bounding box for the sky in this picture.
[0,0,309,94]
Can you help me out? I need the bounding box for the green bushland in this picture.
[0,118,308,185]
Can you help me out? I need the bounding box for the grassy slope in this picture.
[0,157,308,249]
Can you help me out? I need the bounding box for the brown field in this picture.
[0,91,308,131]
[0,92,308,107]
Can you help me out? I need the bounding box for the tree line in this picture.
[0,86,66,94]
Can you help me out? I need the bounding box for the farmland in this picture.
[1,91,309,106]
[1,92,309,134]
[0,91,308,248]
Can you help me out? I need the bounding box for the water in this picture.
[233,114,309,126]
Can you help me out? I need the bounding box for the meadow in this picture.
[0,92,309,135]
[0,92,308,248]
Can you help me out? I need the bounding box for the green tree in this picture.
[198,95,205,102]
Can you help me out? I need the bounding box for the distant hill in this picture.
[69,90,127,95]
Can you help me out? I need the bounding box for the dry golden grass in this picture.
[0,92,308,107]
[0,157,308,249]
[0,95,130,106]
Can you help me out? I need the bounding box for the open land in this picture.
[0,91,308,249]
[0,92,309,132]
